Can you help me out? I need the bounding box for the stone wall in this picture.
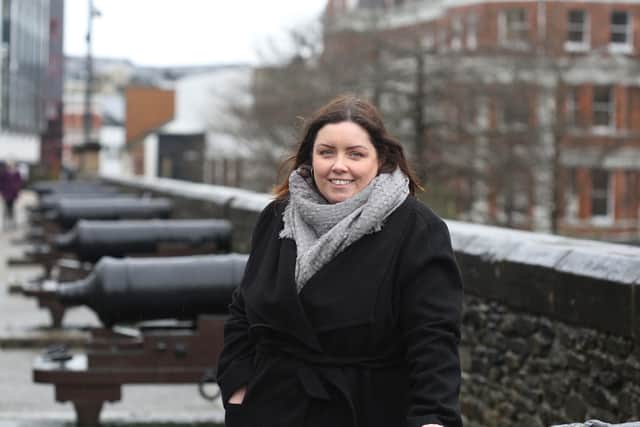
[101,174,640,426]
[453,221,640,426]
[461,295,638,426]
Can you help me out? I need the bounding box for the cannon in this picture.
[18,186,127,246]
[27,191,129,227]
[33,254,247,426]
[45,197,172,232]
[8,197,173,272]
[55,219,233,263]
[15,218,233,327]
[29,180,119,197]
[54,253,247,326]
[26,182,125,226]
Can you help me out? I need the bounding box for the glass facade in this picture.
[0,0,49,134]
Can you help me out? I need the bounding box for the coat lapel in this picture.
[245,236,322,352]
[298,231,391,332]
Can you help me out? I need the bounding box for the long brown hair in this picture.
[273,94,421,200]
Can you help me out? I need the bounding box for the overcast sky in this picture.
[64,0,328,67]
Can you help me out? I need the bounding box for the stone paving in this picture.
[0,191,225,425]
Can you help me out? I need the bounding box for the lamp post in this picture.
[80,0,101,174]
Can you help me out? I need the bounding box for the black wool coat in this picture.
[217,196,463,427]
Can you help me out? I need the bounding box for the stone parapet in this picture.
[100,174,640,426]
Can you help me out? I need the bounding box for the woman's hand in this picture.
[228,386,247,405]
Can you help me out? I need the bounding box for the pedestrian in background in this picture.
[0,161,23,229]
[217,94,464,427]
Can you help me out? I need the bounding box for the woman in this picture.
[216,95,463,427]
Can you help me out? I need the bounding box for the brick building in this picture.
[125,86,175,176]
[324,0,640,244]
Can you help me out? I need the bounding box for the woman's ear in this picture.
[298,163,313,178]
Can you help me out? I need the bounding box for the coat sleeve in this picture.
[398,213,464,427]
[216,201,277,406]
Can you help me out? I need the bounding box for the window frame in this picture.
[498,8,529,49]
[565,9,590,52]
[591,86,615,132]
[466,12,478,50]
[497,97,530,130]
[609,10,634,54]
[345,0,359,12]
[450,16,463,51]
[565,168,579,221]
[590,168,614,224]
[565,87,579,129]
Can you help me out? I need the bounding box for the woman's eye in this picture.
[349,152,365,158]
[319,150,333,156]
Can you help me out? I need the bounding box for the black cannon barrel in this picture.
[29,191,127,214]
[45,198,172,230]
[54,219,233,262]
[57,254,248,327]
[30,180,118,197]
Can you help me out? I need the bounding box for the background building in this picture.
[125,84,175,176]
[38,0,64,179]
[138,66,256,187]
[0,0,51,169]
[322,0,640,243]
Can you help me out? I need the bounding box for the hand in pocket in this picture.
[228,386,247,405]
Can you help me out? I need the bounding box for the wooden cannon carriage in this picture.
[33,253,247,426]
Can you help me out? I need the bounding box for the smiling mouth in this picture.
[329,179,354,185]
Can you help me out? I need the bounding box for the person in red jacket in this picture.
[0,161,23,229]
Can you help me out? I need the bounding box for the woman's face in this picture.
[311,121,379,204]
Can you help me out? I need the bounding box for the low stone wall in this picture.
[461,295,638,426]
[452,221,640,426]
[101,174,640,427]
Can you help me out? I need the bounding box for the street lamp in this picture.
[79,0,102,174]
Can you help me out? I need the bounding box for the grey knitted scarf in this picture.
[279,166,409,292]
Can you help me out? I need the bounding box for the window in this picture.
[590,169,611,218]
[477,96,490,130]
[592,86,614,129]
[451,16,463,51]
[466,13,478,50]
[345,0,359,11]
[499,9,529,48]
[610,11,633,53]
[421,32,435,50]
[499,97,529,129]
[496,171,532,228]
[565,88,579,128]
[565,168,579,220]
[565,10,589,51]
[438,26,448,51]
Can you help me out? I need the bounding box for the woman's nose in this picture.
[331,155,348,172]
